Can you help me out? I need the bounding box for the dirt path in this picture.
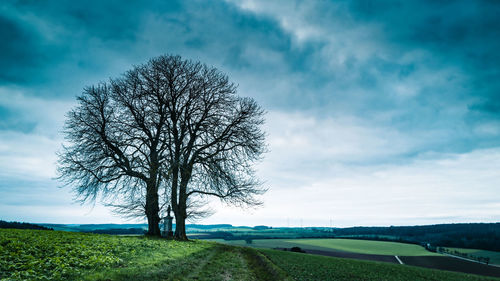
[184,245,289,281]
[240,247,291,281]
[183,246,218,280]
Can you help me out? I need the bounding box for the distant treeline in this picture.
[80,224,236,235]
[0,220,53,231]
[333,223,500,251]
[83,228,145,235]
[188,224,233,229]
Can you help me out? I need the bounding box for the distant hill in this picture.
[0,220,53,231]
[85,228,146,235]
[20,221,500,251]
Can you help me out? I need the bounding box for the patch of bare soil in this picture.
[400,256,500,278]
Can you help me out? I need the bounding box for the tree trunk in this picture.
[145,182,161,236]
[173,195,188,240]
[173,167,190,241]
[174,213,188,240]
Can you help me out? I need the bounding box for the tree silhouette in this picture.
[57,55,266,238]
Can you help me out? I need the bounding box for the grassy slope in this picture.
[0,229,285,281]
[214,238,438,256]
[2,229,497,281]
[445,247,500,265]
[260,248,499,281]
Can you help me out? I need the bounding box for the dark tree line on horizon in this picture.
[332,223,500,252]
[57,55,266,239]
[0,220,53,231]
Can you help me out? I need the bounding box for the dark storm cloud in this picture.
[1,0,498,154]
[1,0,498,110]
[0,0,304,102]
[346,0,500,116]
[0,0,498,144]
[0,0,166,88]
[0,13,46,84]
[252,0,500,155]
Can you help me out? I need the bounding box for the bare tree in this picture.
[57,55,266,239]
[57,80,171,236]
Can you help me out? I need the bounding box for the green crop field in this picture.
[214,238,438,256]
[260,248,498,281]
[445,247,500,265]
[2,229,497,281]
[0,229,284,280]
[290,238,439,256]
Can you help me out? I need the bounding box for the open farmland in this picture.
[260,248,499,281]
[215,238,500,278]
[2,229,499,280]
[213,238,436,255]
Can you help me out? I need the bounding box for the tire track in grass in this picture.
[241,247,291,281]
[183,244,219,280]
[188,244,257,281]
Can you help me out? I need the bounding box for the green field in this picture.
[214,238,439,256]
[1,229,498,281]
[0,229,284,280]
[291,239,439,256]
[445,247,500,265]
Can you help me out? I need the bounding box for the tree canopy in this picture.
[57,55,266,238]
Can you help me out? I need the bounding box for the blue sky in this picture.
[1,0,499,227]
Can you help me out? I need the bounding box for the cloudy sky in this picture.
[1,0,499,227]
